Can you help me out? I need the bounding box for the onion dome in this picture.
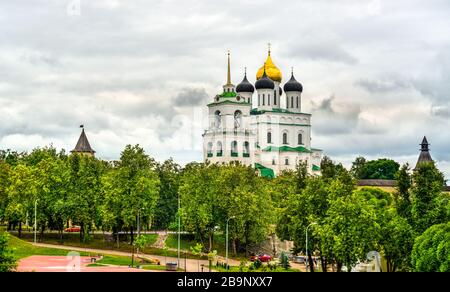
[256,48,282,82]
[236,69,255,93]
[283,71,303,92]
[255,66,275,90]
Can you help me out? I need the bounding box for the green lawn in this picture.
[2,231,89,260]
[87,255,183,271]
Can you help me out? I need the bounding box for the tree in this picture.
[190,243,204,272]
[321,191,379,272]
[6,164,37,237]
[356,187,414,272]
[351,156,367,179]
[280,251,291,270]
[394,163,412,221]
[101,145,160,245]
[411,222,450,272]
[0,161,11,222]
[0,233,17,272]
[351,158,400,180]
[321,156,346,180]
[411,162,445,234]
[153,159,181,230]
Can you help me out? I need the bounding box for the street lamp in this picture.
[34,199,37,244]
[305,222,317,272]
[226,216,236,270]
[177,195,181,268]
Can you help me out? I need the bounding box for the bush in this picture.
[0,233,17,272]
[252,258,262,269]
[280,251,291,270]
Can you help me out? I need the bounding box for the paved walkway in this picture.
[17,255,151,272]
[31,242,241,272]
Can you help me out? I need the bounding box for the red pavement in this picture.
[17,255,152,272]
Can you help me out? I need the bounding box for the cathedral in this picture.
[203,48,322,177]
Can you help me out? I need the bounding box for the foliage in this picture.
[279,251,291,270]
[411,222,450,272]
[351,157,400,180]
[0,233,17,272]
[411,162,446,234]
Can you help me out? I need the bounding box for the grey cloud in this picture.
[173,88,209,107]
[311,96,361,135]
[355,78,411,93]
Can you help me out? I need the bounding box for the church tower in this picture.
[414,136,433,170]
[203,51,256,165]
[71,125,95,157]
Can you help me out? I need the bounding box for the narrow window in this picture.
[285,158,289,165]
[267,132,272,144]
[296,96,299,108]
[268,94,271,105]
[291,96,294,108]
[263,94,265,105]
[298,133,303,145]
[283,132,288,144]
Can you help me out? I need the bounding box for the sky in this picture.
[1,0,450,177]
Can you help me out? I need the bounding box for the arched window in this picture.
[234,110,242,129]
[268,94,271,105]
[267,132,272,144]
[207,142,213,157]
[216,141,223,157]
[215,110,221,128]
[231,141,238,157]
[243,142,250,157]
[285,157,289,165]
[296,96,299,108]
[274,90,277,105]
[283,132,288,144]
[291,96,294,108]
[258,94,260,106]
[298,133,303,145]
[272,157,276,165]
[263,94,265,105]
[286,96,289,108]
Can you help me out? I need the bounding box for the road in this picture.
[31,242,241,272]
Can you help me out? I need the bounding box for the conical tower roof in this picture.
[414,136,433,170]
[71,126,95,155]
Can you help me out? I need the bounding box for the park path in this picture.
[31,242,240,272]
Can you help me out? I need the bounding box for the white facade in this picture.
[203,51,322,177]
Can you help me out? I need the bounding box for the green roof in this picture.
[312,164,320,171]
[255,163,275,178]
[262,146,313,153]
[250,108,311,116]
[207,100,250,107]
[311,148,323,152]
[219,91,237,98]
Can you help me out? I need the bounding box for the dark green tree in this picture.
[411,222,450,272]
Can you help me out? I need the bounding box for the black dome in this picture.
[255,71,275,90]
[236,74,255,93]
[283,73,303,92]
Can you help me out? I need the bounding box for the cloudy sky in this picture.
[1,0,450,177]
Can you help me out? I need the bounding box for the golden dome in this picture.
[256,53,282,83]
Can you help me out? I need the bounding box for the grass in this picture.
[87,255,183,271]
[1,231,89,260]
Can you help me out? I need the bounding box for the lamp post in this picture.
[305,222,317,272]
[177,195,181,267]
[34,199,37,244]
[226,216,236,270]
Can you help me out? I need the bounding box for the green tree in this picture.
[153,159,181,230]
[190,243,204,272]
[351,156,367,179]
[411,162,445,234]
[352,158,400,180]
[0,233,17,272]
[6,164,37,238]
[411,222,450,272]
[101,145,160,245]
[394,163,412,221]
[321,191,379,272]
[280,251,291,270]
